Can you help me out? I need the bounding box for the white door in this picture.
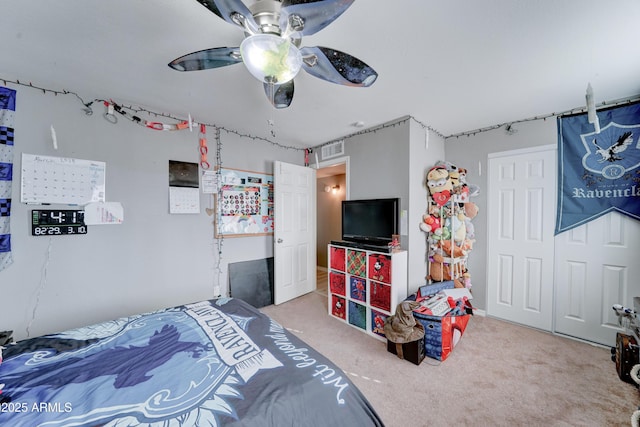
[273,161,316,305]
[487,146,556,331]
[555,212,640,346]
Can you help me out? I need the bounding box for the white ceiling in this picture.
[1,0,639,148]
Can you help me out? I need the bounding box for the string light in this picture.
[213,127,225,298]
[0,76,305,152]
[1,76,445,152]
[7,74,640,152]
[447,94,640,139]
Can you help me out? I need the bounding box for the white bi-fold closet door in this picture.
[487,146,556,333]
[486,145,640,347]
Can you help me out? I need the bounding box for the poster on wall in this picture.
[215,167,273,237]
[556,102,640,234]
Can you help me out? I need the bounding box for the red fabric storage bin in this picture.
[368,253,391,283]
[330,246,346,271]
[329,271,346,296]
[370,281,392,312]
[331,295,346,320]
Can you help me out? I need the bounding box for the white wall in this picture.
[326,117,445,295]
[408,120,445,294]
[0,85,299,341]
[444,119,558,311]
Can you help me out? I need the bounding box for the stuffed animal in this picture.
[458,167,467,183]
[463,201,479,241]
[420,214,441,233]
[423,162,479,286]
[451,168,470,202]
[431,225,451,241]
[464,201,479,219]
[427,253,458,282]
[449,212,467,243]
[439,239,467,258]
[427,253,451,282]
[462,269,472,289]
[452,277,466,289]
[464,218,476,241]
[449,169,460,188]
[426,166,452,207]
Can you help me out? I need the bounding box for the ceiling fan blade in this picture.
[300,46,377,87]
[168,47,242,71]
[281,0,354,37]
[263,80,294,109]
[196,0,258,32]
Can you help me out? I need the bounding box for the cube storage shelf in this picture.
[328,243,408,342]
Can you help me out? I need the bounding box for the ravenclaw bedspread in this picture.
[0,298,383,426]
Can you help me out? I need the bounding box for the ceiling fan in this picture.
[168,0,378,108]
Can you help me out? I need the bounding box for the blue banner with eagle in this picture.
[556,101,640,234]
[0,86,16,271]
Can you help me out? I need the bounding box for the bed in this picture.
[0,297,383,426]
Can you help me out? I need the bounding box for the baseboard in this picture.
[473,308,486,316]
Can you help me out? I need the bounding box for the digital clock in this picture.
[31,210,87,236]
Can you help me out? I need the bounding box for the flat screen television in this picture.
[341,198,399,246]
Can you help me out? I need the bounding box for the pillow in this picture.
[0,330,12,346]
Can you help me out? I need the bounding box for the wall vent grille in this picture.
[321,140,344,160]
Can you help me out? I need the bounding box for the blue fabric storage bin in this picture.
[408,282,472,361]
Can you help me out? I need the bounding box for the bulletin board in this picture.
[214,167,273,238]
[21,153,106,205]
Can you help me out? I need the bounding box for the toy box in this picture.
[413,310,470,361]
[386,336,425,365]
[409,282,472,361]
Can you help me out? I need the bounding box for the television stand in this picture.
[327,243,408,342]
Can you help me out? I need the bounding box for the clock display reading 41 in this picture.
[31,210,87,236]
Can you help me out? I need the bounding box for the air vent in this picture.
[321,140,344,160]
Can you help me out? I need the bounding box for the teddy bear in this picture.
[427,252,466,286]
[427,252,451,282]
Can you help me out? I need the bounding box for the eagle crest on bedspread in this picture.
[0,299,284,426]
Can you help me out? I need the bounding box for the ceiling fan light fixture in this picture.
[240,34,302,84]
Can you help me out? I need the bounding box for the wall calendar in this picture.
[21,153,106,205]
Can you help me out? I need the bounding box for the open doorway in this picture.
[314,157,349,294]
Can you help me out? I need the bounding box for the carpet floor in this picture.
[261,281,639,427]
